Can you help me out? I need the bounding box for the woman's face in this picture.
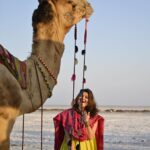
[78,91,89,110]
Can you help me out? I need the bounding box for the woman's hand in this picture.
[82,111,90,124]
[82,111,98,139]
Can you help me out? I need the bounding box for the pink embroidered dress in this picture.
[53,108,104,150]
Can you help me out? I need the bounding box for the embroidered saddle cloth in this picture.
[0,44,27,89]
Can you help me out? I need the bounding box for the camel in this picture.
[0,0,93,149]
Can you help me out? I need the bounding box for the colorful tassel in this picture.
[84,65,87,71]
[75,45,78,53]
[81,49,86,55]
[75,58,78,65]
[83,78,86,84]
[71,74,76,81]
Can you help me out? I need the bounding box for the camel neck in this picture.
[31,40,64,77]
[32,20,66,43]
[32,40,64,56]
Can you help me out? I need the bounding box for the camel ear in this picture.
[38,0,54,3]
[38,0,46,3]
[32,1,54,25]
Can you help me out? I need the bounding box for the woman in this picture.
[53,88,104,150]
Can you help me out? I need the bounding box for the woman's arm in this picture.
[83,111,98,139]
[85,120,98,139]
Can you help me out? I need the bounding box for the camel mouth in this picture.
[67,1,93,26]
[75,2,93,19]
[84,2,93,19]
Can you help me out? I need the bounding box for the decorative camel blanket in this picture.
[0,44,27,89]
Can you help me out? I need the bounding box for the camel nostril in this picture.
[72,4,76,9]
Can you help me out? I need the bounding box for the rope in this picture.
[40,105,44,150]
[82,19,88,89]
[34,60,44,150]
[22,114,25,150]
[71,24,78,101]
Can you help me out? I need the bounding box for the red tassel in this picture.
[83,78,86,84]
[84,29,87,45]
[71,74,76,81]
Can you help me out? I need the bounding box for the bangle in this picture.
[85,121,90,127]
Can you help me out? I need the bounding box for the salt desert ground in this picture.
[10,106,150,150]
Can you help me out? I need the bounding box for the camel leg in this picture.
[0,116,15,150]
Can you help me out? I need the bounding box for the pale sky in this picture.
[0,0,150,106]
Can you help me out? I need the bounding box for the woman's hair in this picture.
[72,88,99,116]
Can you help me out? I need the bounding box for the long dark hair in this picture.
[72,88,99,117]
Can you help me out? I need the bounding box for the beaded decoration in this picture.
[37,56,57,84]
[71,19,89,99]
[33,55,57,98]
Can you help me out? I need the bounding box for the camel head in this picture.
[52,0,94,29]
[32,0,93,41]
